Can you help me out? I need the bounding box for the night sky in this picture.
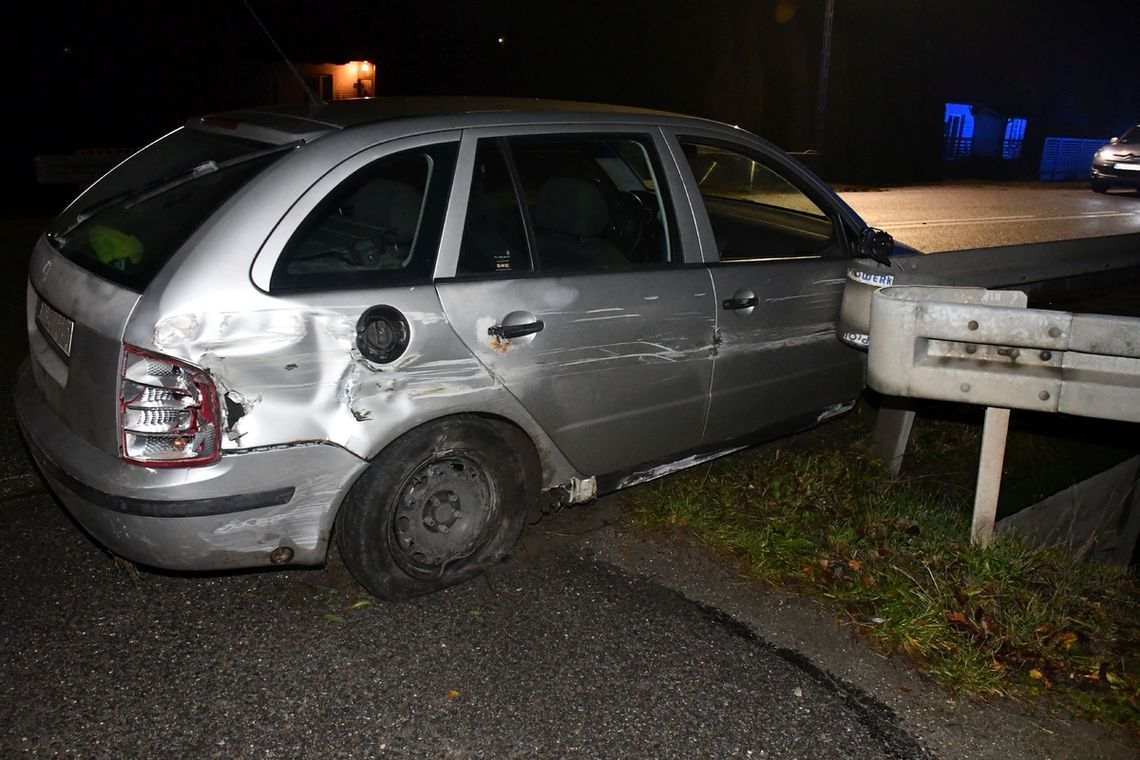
[5,0,1137,211]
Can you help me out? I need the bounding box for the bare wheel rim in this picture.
[391,452,498,573]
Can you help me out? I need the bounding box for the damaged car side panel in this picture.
[16,99,887,597]
[436,273,717,475]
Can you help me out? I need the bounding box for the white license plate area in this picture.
[36,297,74,358]
[1114,162,1140,171]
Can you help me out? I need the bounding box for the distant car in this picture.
[16,97,895,599]
[1091,124,1140,193]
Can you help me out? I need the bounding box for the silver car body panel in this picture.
[659,126,866,442]
[27,242,141,453]
[16,362,366,568]
[436,270,716,475]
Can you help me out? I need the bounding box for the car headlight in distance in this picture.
[119,345,220,466]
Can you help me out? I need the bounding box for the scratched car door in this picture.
[436,129,716,476]
[670,136,866,445]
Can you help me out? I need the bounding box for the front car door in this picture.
[435,126,716,477]
[663,129,866,446]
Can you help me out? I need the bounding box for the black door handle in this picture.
[722,296,759,310]
[488,320,545,340]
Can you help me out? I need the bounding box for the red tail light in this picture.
[119,345,220,466]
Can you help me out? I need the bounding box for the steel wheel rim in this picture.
[391,452,498,573]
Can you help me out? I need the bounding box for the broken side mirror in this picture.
[859,226,894,265]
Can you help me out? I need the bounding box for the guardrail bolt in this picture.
[1048,326,1061,338]
[1038,390,1050,401]
[968,320,979,331]
[960,383,971,393]
[965,344,977,355]
[1039,351,1052,361]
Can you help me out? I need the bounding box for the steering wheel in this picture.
[608,191,647,257]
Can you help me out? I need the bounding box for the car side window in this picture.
[457,139,532,275]
[271,143,457,291]
[681,142,835,261]
[509,136,677,273]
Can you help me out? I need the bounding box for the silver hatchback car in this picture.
[16,97,889,599]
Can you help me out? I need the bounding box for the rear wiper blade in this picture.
[52,139,304,242]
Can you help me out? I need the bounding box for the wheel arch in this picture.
[329,409,560,539]
[332,411,543,599]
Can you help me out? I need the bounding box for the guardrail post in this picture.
[872,399,916,478]
[971,407,1011,548]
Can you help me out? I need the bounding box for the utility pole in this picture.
[813,0,835,152]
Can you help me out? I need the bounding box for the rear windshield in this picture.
[45,129,293,291]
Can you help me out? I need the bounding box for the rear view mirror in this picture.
[858,227,894,265]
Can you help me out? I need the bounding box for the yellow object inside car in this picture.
[88,225,143,269]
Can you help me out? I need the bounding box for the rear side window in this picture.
[457,139,531,275]
[271,143,458,291]
[46,130,292,291]
[455,135,677,276]
[512,136,676,272]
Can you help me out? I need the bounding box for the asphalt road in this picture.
[0,493,926,759]
[2,186,1138,759]
[840,183,1140,252]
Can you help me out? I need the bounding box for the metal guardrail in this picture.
[865,284,1140,547]
[837,235,1140,548]
[868,286,1140,423]
[839,232,1140,348]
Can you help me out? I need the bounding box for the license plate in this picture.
[1114,162,1140,171]
[36,297,74,358]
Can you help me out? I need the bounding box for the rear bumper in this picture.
[15,361,368,570]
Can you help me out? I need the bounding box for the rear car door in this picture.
[666,132,865,445]
[435,127,716,476]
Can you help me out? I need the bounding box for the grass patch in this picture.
[623,408,1140,731]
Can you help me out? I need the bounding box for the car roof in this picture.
[188,96,733,144]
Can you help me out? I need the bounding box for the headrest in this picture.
[534,177,609,238]
[349,179,422,243]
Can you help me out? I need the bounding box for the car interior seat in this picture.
[532,176,627,271]
[346,179,423,267]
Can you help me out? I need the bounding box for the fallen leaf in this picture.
[1058,632,1078,650]
[818,559,831,570]
[349,600,372,610]
[847,559,862,571]
[861,573,875,589]
[1105,672,1126,688]
[947,611,969,625]
[1029,669,1043,680]
[447,690,461,700]
[324,614,343,623]
[468,609,481,617]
